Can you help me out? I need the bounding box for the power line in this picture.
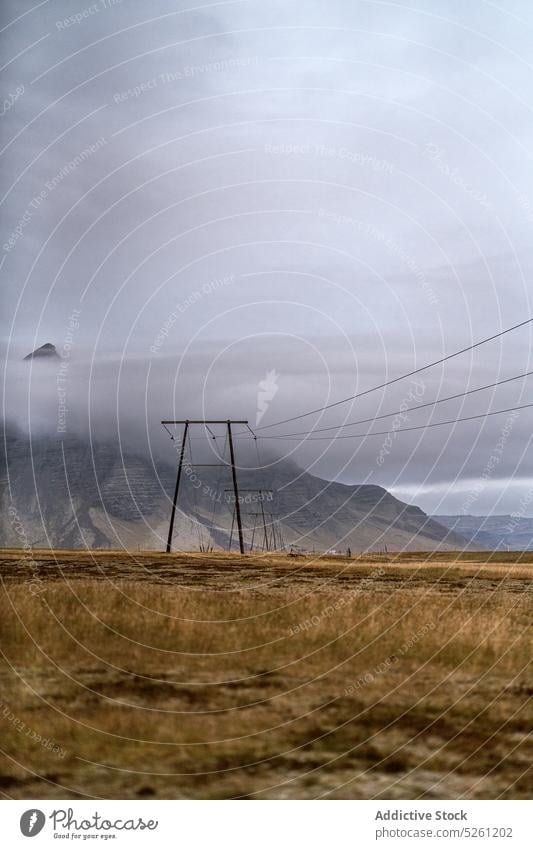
[259,368,533,439]
[253,317,533,431]
[255,400,532,441]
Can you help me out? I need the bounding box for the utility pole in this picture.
[225,489,274,552]
[166,420,189,553]
[162,419,248,554]
[259,490,269,550]
[227,420,244,554]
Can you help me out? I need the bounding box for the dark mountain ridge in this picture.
[23,343,60,361]
[1,421,470,552]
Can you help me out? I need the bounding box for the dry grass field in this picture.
[0,549,531,799]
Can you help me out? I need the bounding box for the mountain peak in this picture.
[23,342,60,361]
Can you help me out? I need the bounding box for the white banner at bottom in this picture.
[3,799,532,848]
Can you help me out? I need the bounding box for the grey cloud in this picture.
[2,0,533,514]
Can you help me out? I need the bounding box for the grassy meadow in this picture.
[0,550,531,799]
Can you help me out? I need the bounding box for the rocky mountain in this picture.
[1,421,470,552]
[23,343,60,361]
[434,514,533,551]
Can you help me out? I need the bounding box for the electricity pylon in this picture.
[162,419,248,554]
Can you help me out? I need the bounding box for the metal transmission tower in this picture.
[161,419,248,554]
[225,488,275,552]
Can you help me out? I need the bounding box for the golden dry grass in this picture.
[0,550,531,799]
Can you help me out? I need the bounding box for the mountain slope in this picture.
[1,424,469,552]
[434,514,533,551]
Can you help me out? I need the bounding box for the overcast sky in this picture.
[2,0,533,514]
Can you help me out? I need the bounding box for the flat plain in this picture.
[0,549,531,799]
